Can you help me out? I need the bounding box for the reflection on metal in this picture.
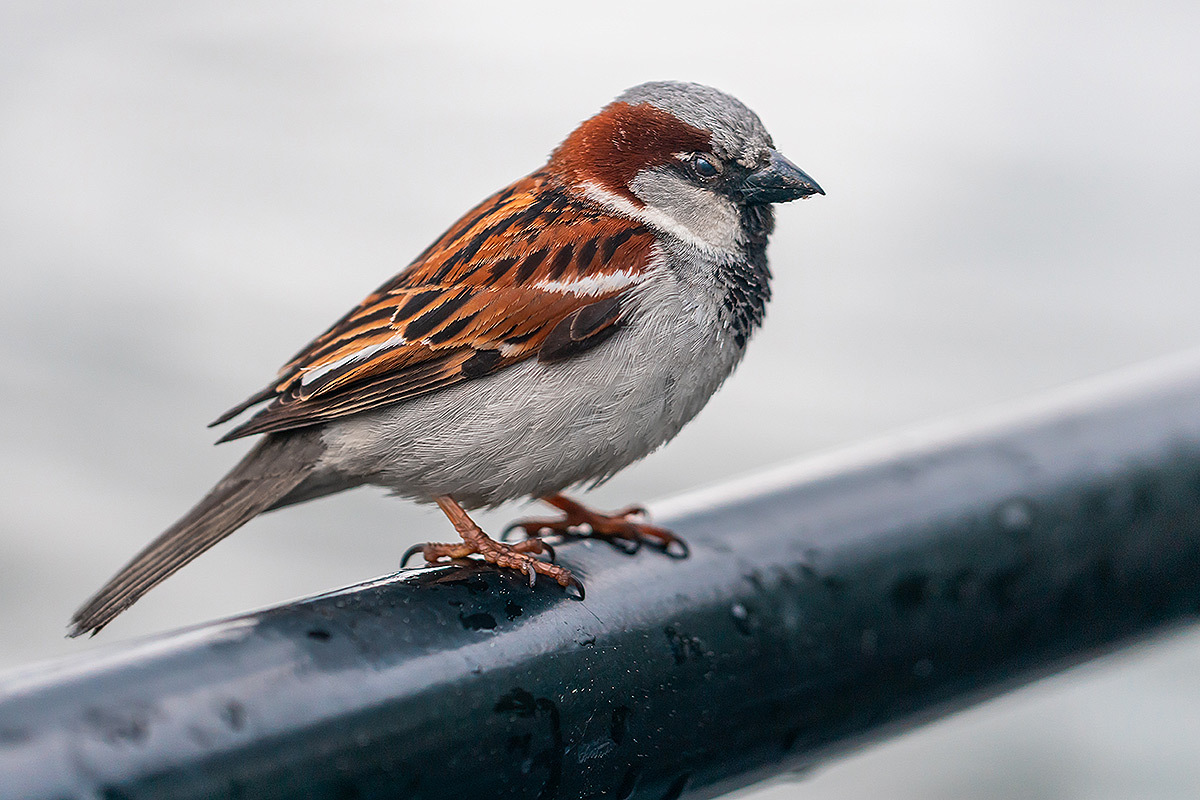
[3,352,1200,800]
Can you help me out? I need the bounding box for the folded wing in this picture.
[214,173,657,441]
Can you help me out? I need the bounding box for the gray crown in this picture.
[616,81,774,165]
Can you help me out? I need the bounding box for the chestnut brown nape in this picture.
[549,101,712,202]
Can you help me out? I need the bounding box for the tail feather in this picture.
[69,430,325,637]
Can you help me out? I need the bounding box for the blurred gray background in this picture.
[2,2,1199,798]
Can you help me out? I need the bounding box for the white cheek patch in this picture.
[579,180,728,256]
[583,173,745,256]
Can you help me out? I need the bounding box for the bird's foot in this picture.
[403,496,583,596]
[503,493,689,558]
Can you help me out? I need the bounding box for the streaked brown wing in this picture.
[214,172,656,442]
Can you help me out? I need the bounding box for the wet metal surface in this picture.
[1,362,1200,799]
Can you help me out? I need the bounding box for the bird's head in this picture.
[548,81,823,253]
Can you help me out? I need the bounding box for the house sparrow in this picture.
[69,81,823,637]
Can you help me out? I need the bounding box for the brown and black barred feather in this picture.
[212,173,656,441]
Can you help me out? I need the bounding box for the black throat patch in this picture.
[718,204,775,348]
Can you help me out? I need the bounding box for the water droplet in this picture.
[997,499,1034,533]
[730,603,755,636]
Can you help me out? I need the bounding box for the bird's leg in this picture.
[402,495,581,591]
[504,493,689,557]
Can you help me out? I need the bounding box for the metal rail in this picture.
[3,352,1200,800]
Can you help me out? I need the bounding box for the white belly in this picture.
[316,273,745,508]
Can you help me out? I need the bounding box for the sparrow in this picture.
[69,81,823,637]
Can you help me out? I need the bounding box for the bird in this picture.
[69,81,823,637]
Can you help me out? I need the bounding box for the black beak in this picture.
[739,149,824,204]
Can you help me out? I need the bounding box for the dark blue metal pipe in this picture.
[2,355,1200,799]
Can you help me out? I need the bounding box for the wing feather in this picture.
[215,173,656,441]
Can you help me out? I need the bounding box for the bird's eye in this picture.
[689,153,720,179]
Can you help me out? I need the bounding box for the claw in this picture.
[664,538,690,559]
[540,541,556,562]
[565,575,586,601]
[422,495,585,598]
[505,494,689,564]
[400,543,426,568]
